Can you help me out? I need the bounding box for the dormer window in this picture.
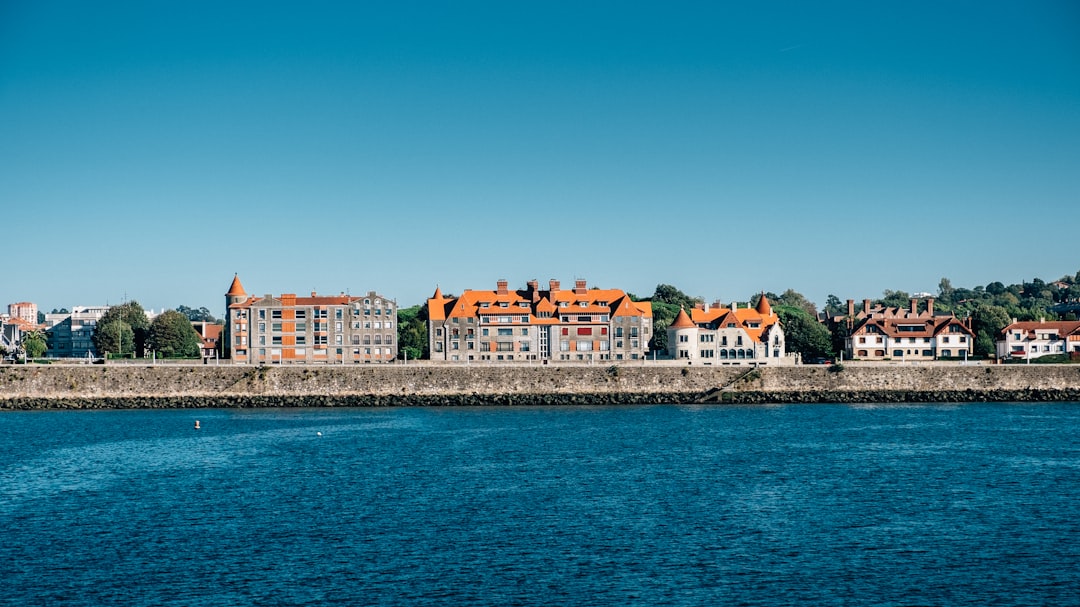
[579,302,587,307]
[499,302,509,308]
[480,302,490,308]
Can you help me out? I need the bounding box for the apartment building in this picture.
[843,298,974,361]
[427,279,652,362]
[225,275,398,364]
[996,320,1080,360]
[667,295,795,365]
[8,302,38,324]
[43,306,110,358]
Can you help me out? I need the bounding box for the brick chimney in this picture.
[863,299,871,315]
[574,279,587,295]
[927,297,935,316]
[847,299,855,317]
[549,279,560,293]
[910,298,918,316]
[496,279,508,295]
[527,279,539,303]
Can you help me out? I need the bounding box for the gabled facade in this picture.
[996,320,1080,360]
[667,295,795,365]
[427,279,652,362]
[225,275,398,364]
[843,297,974,361]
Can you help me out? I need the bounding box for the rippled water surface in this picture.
[2,403,1079,606]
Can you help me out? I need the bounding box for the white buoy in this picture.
[194,420,201,430]
[317,431,322,436]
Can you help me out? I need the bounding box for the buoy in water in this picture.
[194,420,201,430]
[317,431,322,436]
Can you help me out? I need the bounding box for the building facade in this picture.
[43,306,109,358]
[225,275,398,364]
[667,295,795,365]
[427,279,652,362]
[8,302,38,324]
[842,298,974,361]
[996,320,1080,360]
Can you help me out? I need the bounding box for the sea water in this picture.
[1,403,1078,606]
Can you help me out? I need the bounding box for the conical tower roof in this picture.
[226,274,246,297]
[755,292,772,316]
[670,308,696,329]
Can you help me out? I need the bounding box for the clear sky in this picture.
[3,1,1078,316]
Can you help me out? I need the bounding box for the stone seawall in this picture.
[1,363,1078,409]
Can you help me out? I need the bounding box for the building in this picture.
[225,275,398,364]
[427,279,652,362]
[43,306,110,358]
[666,295,795,365]
[996,320,1080,360]
[192,321,224,360]
[8,302,38,324]
[841,298,974,361]
[2,316,42,359]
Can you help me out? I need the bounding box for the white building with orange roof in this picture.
[224,274,398,364]
[667,294,794,365]
[427,279,652,362]
[844,297,974,361]
[996,320,1080,360]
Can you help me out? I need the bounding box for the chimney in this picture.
[527,279,539,303]
[731,301,738,310]
[549,279,560,293]
[847,299,854,317]
[497,279,508,295]
[863,299,871,315]
[910,298,918,316]
[312,291,318,297]
[574,279,587,295]
[703,301,709,312]
[927,297,935,316]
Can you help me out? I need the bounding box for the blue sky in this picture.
[3,1,1078,316]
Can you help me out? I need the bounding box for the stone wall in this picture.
[1,363,1078,409]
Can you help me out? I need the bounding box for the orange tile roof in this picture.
[226,274,246,296]
[670,308,695,329]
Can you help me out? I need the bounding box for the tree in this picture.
[176,305,219,323]
[148,310,202,358]
[93,301,151,357]
[775,305,833,361]
[397,304,429,360]
[648,301,681,354]
[651,284,701,310]
[21,330,48,359]
[774,289,817,317]
[938,277,955,305]
[823,294,845,318]
[96,320,135,357]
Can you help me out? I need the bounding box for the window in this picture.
[497,342,513,352]
[259,322,266,332]
[297,336,307,345]
[520,328,529,335]
[577,327,592,336]
[296,310,307,319]
[272,310,282,319]
[576,341,591,351]
[272,323,282,332]
[498,328,512,336]
[616,327,624,338]
[679,335,688,343]
[560,340,569,351]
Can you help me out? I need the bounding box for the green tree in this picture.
[970,304,1012,357]
[148,310,202,358]
[774,289,817,316]
[22,329,48,359]
[651,284,701,310]
[823,294,845,318]
[775,305,833,361]
[878,289,911,309]
[648,301,681,354]
[96,320,135,358]
[176,305,219,323]
[396,304,429,360]
[93,301,151,357]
